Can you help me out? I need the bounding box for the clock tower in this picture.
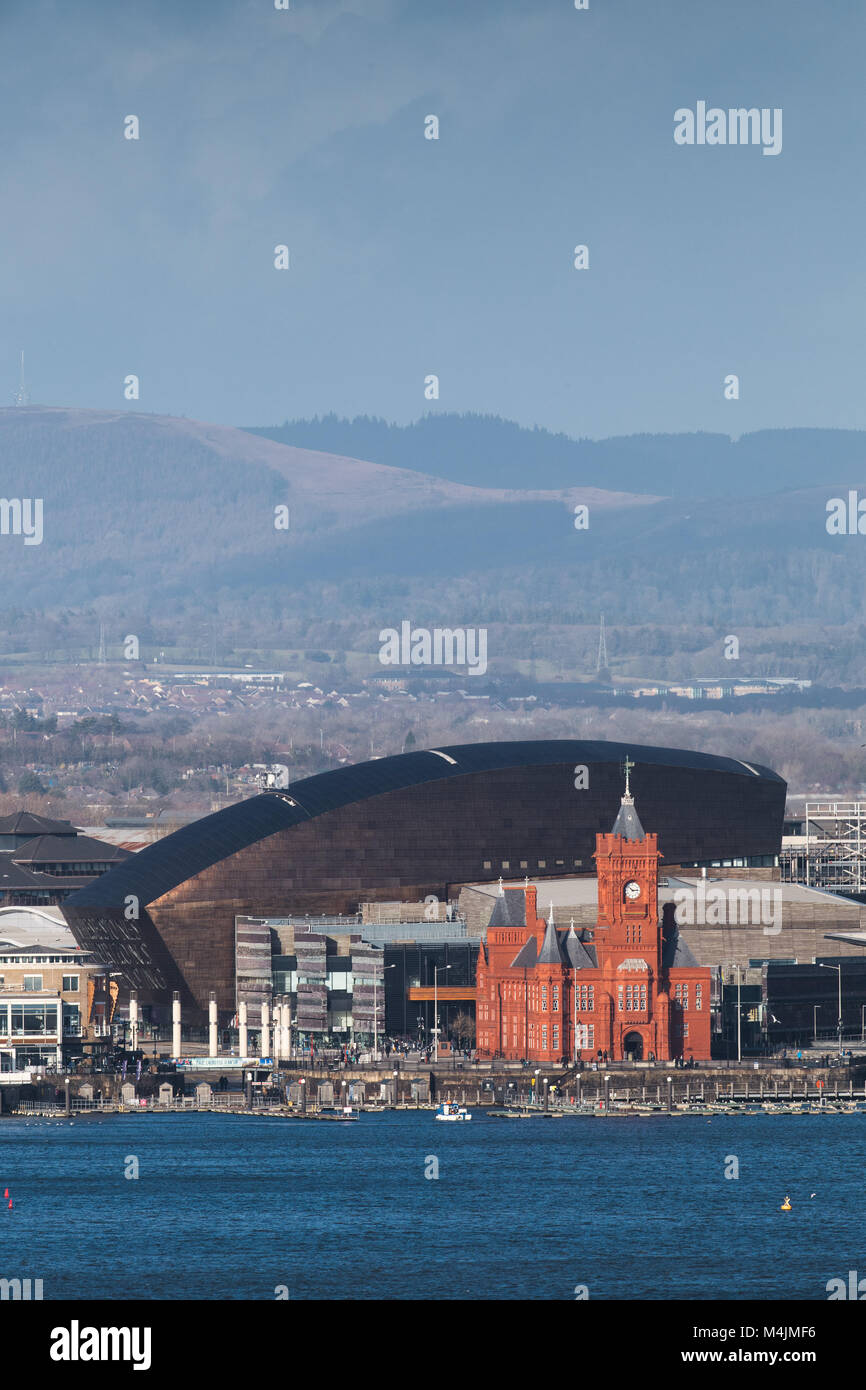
[474,755,713,1064]
[592,757,668,1059]
[594,758,662,973]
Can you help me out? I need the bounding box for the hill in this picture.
[245,413,866,499]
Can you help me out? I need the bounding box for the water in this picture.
[0,1110,861,1300]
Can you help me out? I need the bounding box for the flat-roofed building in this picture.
[0,906,104,1068]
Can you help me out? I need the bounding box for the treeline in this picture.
[246,412,866,499]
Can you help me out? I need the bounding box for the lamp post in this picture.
[571,918,579,1065]
[816,963,843,1058]
[813,1004,820,1045]
[721,963,743,1062]
[433,964,452,1064]
[861,1004,865,1046]
[372,962,396,1063]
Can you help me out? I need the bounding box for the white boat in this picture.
[434,1101,471,1122]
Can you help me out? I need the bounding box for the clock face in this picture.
[624,880,641,900]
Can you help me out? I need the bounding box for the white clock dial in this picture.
[624,880,641,900]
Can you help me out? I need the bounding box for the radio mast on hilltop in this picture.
[596,613,608,673]
[11,351,29,406]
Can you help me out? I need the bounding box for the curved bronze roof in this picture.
[65,738,783,913]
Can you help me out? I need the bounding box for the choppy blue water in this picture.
[0,1110,862,1300]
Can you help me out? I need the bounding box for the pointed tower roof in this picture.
[611,752,646,841]
[662,929,700,970]
[611,793,646,841]
[565,919,597,969]
[537,903,564,965]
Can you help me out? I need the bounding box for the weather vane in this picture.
[622,754,635,797]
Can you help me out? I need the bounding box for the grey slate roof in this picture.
[0,855,62,890]
[510,936,538,969]
[0,812,78,837]
[662,929,700,969]
[12,834,130,865]
[537,908,564,965]
[611,794,646,841]
[488,888,528,929]
[564,924,597,969]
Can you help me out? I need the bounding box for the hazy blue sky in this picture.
[1,0,863,439]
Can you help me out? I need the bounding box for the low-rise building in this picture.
[0,906,104,1069]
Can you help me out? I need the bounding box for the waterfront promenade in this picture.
[7,1058,866,1119]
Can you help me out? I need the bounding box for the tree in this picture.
[450,1011,475,1048]
[17,771,46,796]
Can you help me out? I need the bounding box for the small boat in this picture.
[434,1101,471,1122]
[337,1106,359,1121]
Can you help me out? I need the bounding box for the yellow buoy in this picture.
[781,1196,792,1211]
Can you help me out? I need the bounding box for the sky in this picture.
[0,0,864,440]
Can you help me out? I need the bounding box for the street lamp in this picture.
[816,963,843,1058]
[721,963,743,1063]
[433,964,452,1064]
[372,962,395,1063]
[813,1003,821,1045]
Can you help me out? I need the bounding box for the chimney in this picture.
[524,884,538,932]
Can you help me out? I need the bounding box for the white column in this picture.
[171,991,181,1058]
[261,1002,271,1060]
[129,992,139,1053]
[208,994,218,1056]
[280,1002,290,1060]
[238,1001,248,1058]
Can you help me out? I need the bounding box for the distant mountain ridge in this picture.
[0,406,654,607]
[0,405,864,661]
[244,413,866,499]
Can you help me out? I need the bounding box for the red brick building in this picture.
[475,781,712,1062]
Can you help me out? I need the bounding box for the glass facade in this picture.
[0,1002,59,1036]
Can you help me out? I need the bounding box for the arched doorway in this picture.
[623,1031,643,1061]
